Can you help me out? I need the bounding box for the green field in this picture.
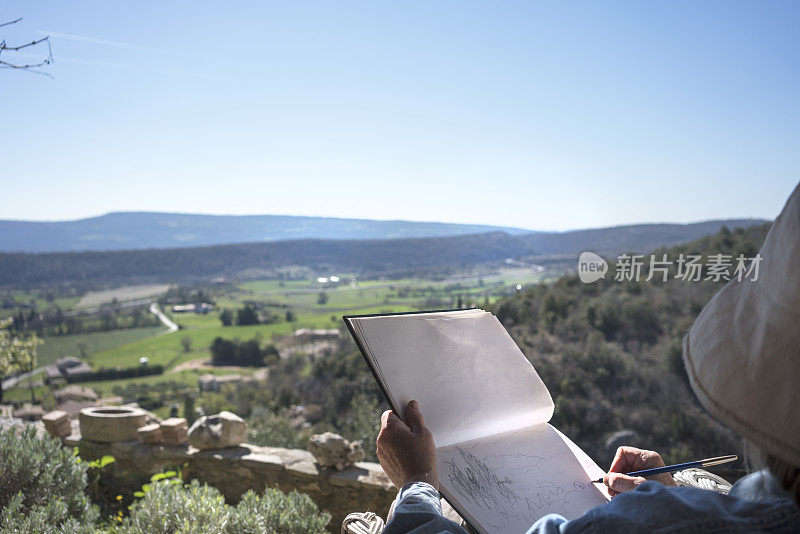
[4,267,546,407]
[36,327,165,367]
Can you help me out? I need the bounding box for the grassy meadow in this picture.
[3,267,546,408]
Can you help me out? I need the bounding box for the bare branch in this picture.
[0,18,23,29]
[0,18,54,74]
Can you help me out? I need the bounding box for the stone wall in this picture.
[77,439,396,531]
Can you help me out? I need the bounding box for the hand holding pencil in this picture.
[597,446,737,497]
[600,446,679,496]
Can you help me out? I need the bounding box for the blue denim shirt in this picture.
[383,470,800,533]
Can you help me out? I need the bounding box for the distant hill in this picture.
[0,218,767,288]
[0,212,534,253]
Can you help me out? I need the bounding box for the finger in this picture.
[405,400,426,430]
[606,472,646,494]
[609,446,639,472]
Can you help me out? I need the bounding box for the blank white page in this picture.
[350,311,554,447]
[437,424,610,534]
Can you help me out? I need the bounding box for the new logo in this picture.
[578,252,608,283]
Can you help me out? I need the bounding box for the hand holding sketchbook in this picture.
[345,309,610,534]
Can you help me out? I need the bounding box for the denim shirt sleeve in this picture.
[383,482,570,534]
[383,472,800,534]
[383,482,468,534]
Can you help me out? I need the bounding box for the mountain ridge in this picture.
[0,211,768,254]
[0,218,768,288]
[0,211,535,253]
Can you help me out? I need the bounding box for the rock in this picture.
[604,429,641,457]
[42,410,71,438]
[308,432,364,470]
[188,411,247,450]
[160,417,189,446]
[79,406,147,442]
[137,423,162,444]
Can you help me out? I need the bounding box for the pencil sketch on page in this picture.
[437,426,608,533]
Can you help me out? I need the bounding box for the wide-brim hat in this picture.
[683,182,800,468]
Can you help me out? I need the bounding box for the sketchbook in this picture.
[344,309,610,534]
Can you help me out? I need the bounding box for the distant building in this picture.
[54,385,99,404]
[292,328,341,343]
[45,357,92,382]
[171,303,214,314]
[197,373,250,392]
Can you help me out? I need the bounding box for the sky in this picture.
[2,1,799,231]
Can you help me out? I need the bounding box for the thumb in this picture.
[605,472,646,494]
[382,410,405,430]
[405,400,426,430]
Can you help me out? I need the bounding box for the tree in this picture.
[219,309,233,326]
[316,292,328,305]
[183,393,196,425]
[236,305,259,326]
[285,310,297,322]
[181,335,193,353]
[76,340,89,359]
[0,318,42,404]
[210,337,237,366]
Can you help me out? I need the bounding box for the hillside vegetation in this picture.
[255,223,769,473]
[493,223,769,468]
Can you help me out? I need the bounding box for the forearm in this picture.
[383,482,468,534]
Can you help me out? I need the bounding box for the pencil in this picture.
[591,454,738,484]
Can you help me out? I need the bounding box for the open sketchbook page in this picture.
[350,311,554,447]
[437,424,611,534]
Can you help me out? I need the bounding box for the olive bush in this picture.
[0,427,98,533]
[120,479,330,534]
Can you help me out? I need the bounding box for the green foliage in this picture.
[63,364,164,384]
[219,309,233,326]
[248,406,311,449]
[181,335,193,352]
[236,305,260,326]
[0,492,95,534]
[121,479,329,534]
[121,479,227,533]
[0,427,98,532]
[133,469,181,498]
[210,336,278,367]
[492,224,770,463]
[0,318,41,403]
[229,488,330,534]
[342,392,381,462]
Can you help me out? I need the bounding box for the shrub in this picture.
[63,364,164,383]
[121,479,329,534]
[121,479,228,533]
[247,406,310,449]
[0,427,98,532]
[229,488,330,534]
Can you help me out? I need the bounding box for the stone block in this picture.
[188,411,247,450]
[137,423,162,444]
[42,410,72,438]
[160,417,188,445]
[308,432,364,470]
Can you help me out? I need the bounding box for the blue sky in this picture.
[2,1,798,231]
